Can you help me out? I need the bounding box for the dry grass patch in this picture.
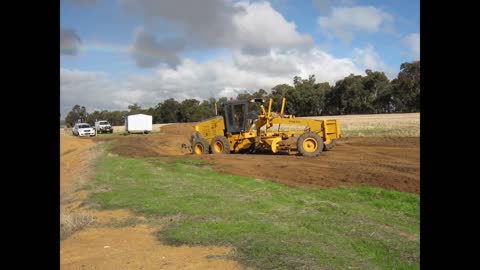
[304,113,419,137]
[60,209,94,240]
[60,138,105,239]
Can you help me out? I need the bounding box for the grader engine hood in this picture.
[193,116,226,141]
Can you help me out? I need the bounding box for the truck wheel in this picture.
[297,132,324,157]
[210,136,230,154]
[323,139,337,151]
[192,137,209,155]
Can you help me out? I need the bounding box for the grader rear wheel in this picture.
[323,139,337,151]
[192,137,209,155]
[210,136,230,154]
[297,132,324,157]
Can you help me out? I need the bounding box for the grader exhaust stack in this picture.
[188,97,341,157]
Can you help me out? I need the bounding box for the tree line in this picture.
[63,61,419,127]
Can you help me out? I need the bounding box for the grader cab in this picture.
[189,97,341,157]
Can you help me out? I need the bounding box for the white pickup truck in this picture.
[72,123,96,137]
[95,120,113,134]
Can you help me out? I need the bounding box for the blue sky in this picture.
[60,0,419,116]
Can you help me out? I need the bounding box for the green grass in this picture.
[88,150,419,270]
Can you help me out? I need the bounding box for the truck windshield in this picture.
[78,125,90,128]
[99,122,109,125]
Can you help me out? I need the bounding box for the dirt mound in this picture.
[93,123,195,157]
[93,123,419,194]
[198,136,419,193]
[160,123,197,136]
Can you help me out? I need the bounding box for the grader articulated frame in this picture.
[188,97,341,157]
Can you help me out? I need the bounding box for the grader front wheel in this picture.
[210,136,230,154]
[192,137,209,155]
[297,132,324,157]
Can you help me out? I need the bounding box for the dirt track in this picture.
[61,223,244,270]
[92,123,420,194]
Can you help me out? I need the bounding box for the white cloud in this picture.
[122,0,313,68]
[120,0,241,48]
[403,33,420,60]
[129,27,183,68]
[313,0,354,14]
[60,68,151,116]
[232,50,301,77]
[60,47,365,116]
[232,1,313,53]
[353,45,384,70]
[353,45,397,79]
[129,48,361,98]
[318,6,394,42]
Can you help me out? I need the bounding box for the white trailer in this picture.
[125,114,153,134]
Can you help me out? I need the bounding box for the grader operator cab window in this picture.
[234,105,245,129]
[224,102,248,133]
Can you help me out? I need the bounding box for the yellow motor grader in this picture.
[187,97,341,157]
